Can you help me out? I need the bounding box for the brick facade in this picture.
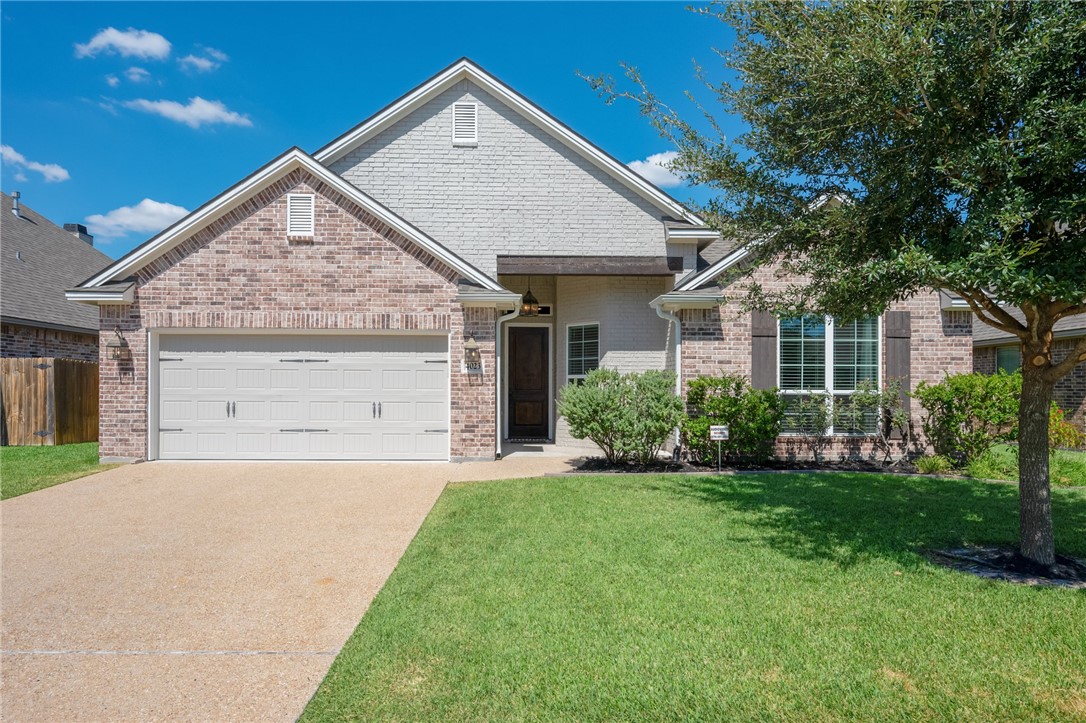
[974,339,1086,431]
[97,170,496,461]
[1,323,98,362]
[678,262,975,459]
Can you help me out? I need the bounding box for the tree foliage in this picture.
[587,0,1086,565]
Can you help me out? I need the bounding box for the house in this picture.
[67,58,973,463]
[2,192,112,361]
[974,314,1086,431]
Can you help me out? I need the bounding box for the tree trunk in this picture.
[1018,358,1055,568]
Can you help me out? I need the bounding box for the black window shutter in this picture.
[751,310,777,390]
[884,310,911,438]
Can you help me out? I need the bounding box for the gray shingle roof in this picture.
[974,306,1086,346]
[1,193,113,333]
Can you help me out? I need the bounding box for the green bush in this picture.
[832,378,912,463]
[915,455,954,475]
[1049,405,1086,451]
[558,368,684,465]
[912,371,1020,466]
[681,374,784,465]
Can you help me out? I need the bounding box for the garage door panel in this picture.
[157,334,449,460]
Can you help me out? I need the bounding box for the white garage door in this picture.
[156,334,449,460]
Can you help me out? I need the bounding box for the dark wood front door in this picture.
[508,326,549,439]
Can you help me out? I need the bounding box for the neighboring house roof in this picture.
[1,193,112,333]
[313,57,709,228]
[70,148,506,299]
[974,307,1086,347]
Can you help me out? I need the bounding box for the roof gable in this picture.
[73,148,503,295]
[314,58,703,225]
[1,194,112,331]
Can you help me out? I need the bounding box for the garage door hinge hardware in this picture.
[279,358,330,363]
[424,359,448,364]
[159,357,183,362]
[159,428,183,433]
[279,428,329,433]
[424,429,449,433]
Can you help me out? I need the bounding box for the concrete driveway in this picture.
[1,455,573,722]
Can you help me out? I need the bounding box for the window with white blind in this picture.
[567,324,599,383]
[452,102,478,146]
[286,194,315,237]
[779,315,880,434]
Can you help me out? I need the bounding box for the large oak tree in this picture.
[591,0,1086,567]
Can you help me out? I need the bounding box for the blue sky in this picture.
[2,1,740,259]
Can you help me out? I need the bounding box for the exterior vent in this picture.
[452,102,478,146]
[287,194,315,237]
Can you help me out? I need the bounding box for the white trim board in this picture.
[74,148,504,294]
[313,58,704,226]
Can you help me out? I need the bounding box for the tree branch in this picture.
[1045,334,1086,383]
[956,289,1026,337]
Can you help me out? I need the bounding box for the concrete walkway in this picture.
[1,454,575,722]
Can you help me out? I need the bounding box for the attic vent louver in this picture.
[452,102,478,146]
[287,194,315,237]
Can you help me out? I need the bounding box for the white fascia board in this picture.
[78,148,503,293]
[65,283,135,305]
[674,243,759,292]
[650,292,722,311]
[665,228,720,241]
[314,59,704,226]
[456,290,521,309]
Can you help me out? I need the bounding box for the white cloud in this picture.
[105,74,120,88]
[75,27,171,60]
[14,172,28,182]
[122,96,253,129]
[0,145,71,183]
[178,54,216,72]
[125,66,151,83]
[201,46,229,63]
[85,198,189,240]
[627,151,683,188]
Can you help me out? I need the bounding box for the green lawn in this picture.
[303,472,1086,722]
[968,444,1086,487]
[0,442,115,499]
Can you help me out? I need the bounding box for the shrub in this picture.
[786,393,833,461]
[681,374,784,465]
[1049,405,1086,451]
[915,455,954,475]
[832,378,912,463]
[558,368,684,465]
[912,371,1021,466]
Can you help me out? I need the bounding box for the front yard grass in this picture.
[0,442,115,500]
[967,444,1086,487]
[303,472,1086,722]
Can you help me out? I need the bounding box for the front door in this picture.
[508,326,549,439]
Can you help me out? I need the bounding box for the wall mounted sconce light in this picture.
[106,326,131,362]
[464,334,483,374]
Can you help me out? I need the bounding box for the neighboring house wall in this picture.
[678,262,974,457]
[331,79,667,276]
[1,323,99,362]
[97,170,496,461]
[974,340,1086,431]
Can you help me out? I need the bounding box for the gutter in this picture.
[651,300,684,447]
[494,305,521,459]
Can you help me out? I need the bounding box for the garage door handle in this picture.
[378,402,382,419]
[372,402,376,419]
[231,401,236,418]
[424,429,449,433]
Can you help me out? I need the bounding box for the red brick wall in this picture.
[98,169,496,461]
[1,323,98,362]
[678,262,974,459]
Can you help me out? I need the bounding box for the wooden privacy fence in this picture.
[0,358,99,446]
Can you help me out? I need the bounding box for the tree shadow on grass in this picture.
[664,472,1086,571]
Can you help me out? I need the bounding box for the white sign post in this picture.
[709,425,729,473]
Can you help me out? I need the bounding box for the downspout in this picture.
[494,305,521,459]
[653,301,683,447]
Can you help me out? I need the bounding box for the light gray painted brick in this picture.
[331,80,668,276]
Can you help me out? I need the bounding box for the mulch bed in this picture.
[924,546,1086,589]
[570,456,918,475]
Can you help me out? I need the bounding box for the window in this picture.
[452,102,478,146]
[567,324,599,383]
[779,316,880,434]
[996,345,1021,374]
[287,194,314,237]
